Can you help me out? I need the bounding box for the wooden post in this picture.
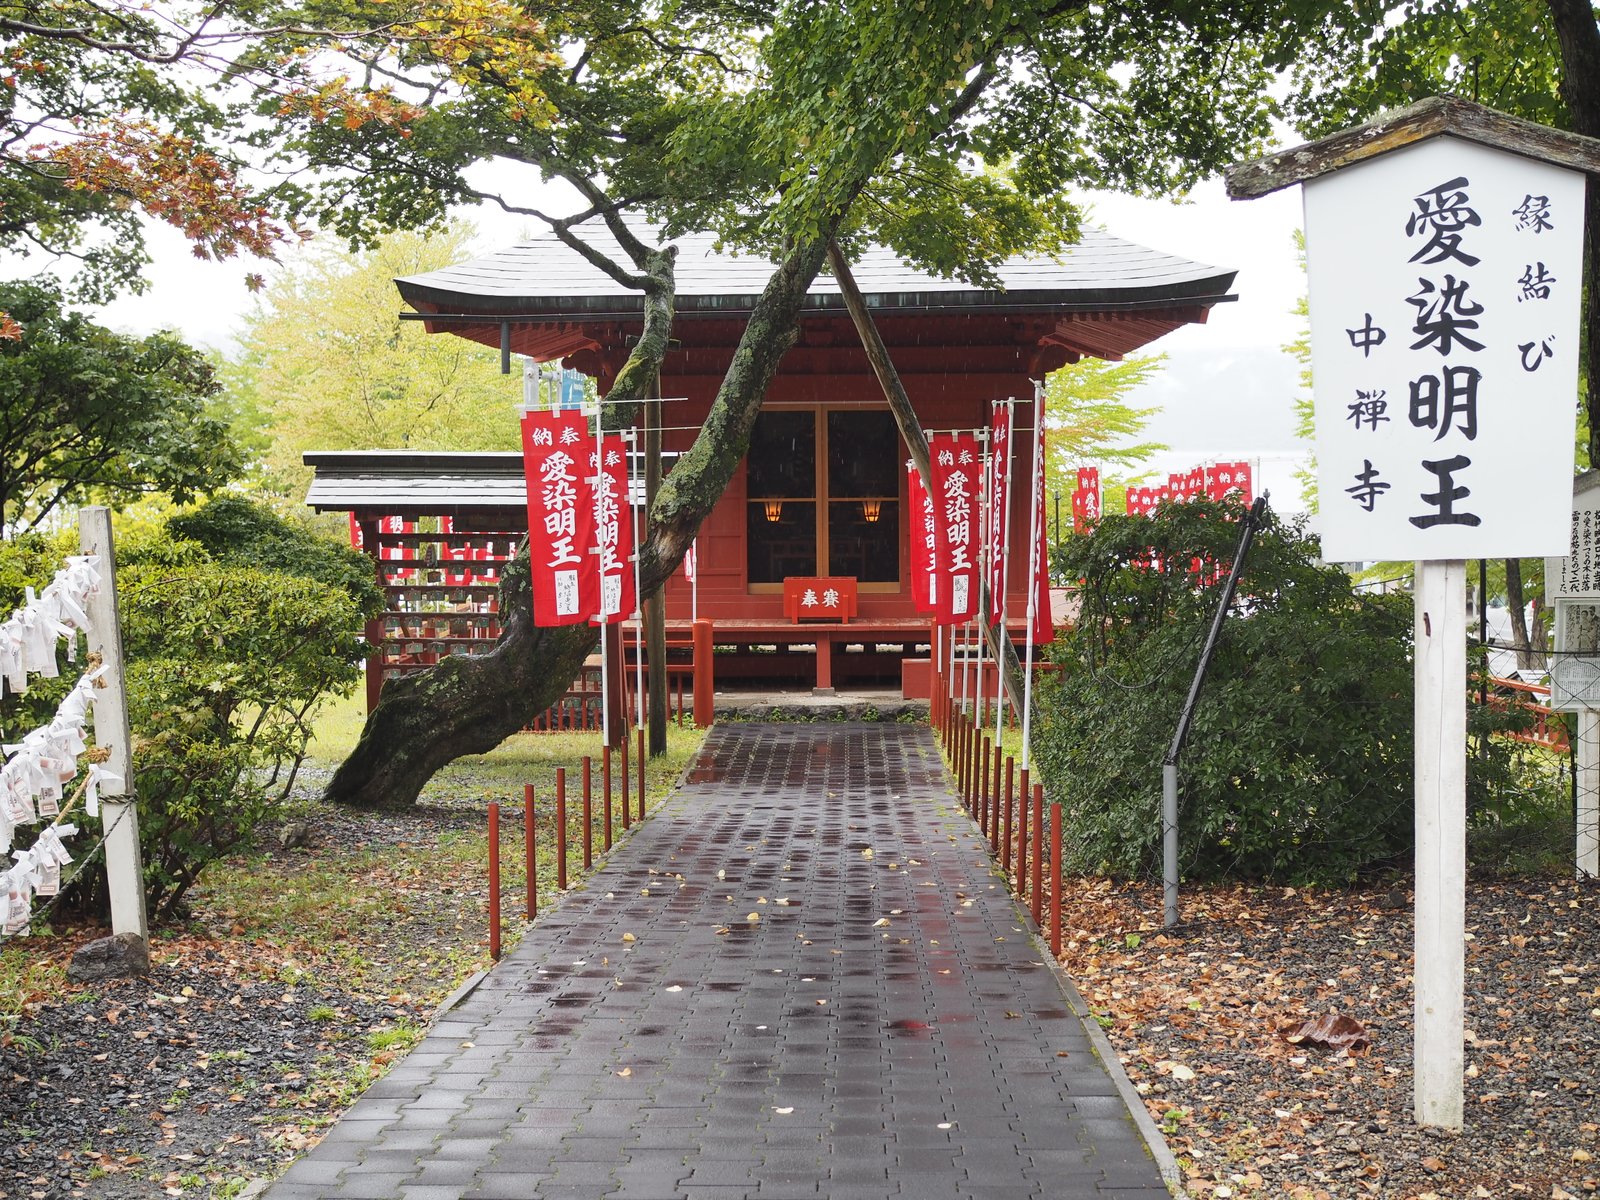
[1579,712,1599,879]
[972,739,985,832]
[621,733,631,830]
[1017,767,1029,900]
[637,727,647,821]
[1049,802,1063,957]
[1414,558,1466,1131]
[1030,783,1044,925]
[524,784,537,920]
[693,618,714,728]
[79,507,147,947]
[1002,760,1014,871]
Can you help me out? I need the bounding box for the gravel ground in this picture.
[1059,876,1600,1200]
[0,954,414,1200]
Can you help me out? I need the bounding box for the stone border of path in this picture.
[1024,923,1186,1196]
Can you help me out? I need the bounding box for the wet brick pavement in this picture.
[264,723,1170,1199]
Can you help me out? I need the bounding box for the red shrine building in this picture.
[305,223,1235,703]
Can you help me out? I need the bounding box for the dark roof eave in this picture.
[395,279,1240,323]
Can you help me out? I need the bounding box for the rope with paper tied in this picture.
[0,554,116,938]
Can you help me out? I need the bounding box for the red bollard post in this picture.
[1017,767,1030,901]
[555,767,568,891]
[488,802,502,961]
[676,673,685,727]
[991,745,1003,848]
[524,784,537,920]
[621,734,631,831]
[603,745,614,850]
[1001,757,1014,869]
[693,618,715,729]
[972,739,985,832]
[582,756,593,870]
[1050,801,1063,957]
[637,727,647,822]
[1031,783,1044,925]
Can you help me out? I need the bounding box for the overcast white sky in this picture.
[81,162,1313,508]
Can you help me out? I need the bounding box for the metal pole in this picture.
[996,399,1015,746]
[1161,494,1269,929]
[488,802,501,961]
[1020,385,1044,773]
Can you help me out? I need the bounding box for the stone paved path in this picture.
[265,724,1170,1199]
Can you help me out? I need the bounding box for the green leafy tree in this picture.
[239,0,1357,806]
[0,281,242,530]
[0,500,367,920]
[1033,498,1543,884]
[1042,354,1166,520]
[228,224,519,507]
[1283,0,1600,464]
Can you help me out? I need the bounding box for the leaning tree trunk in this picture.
[325,235,837,806]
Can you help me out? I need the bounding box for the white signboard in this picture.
[1305,136,1584,561]
[1546,476,1600,601]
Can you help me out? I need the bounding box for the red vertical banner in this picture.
[1071,466,1101,533]
[1032,427,1054,646]
[907,460,937,614]
[986,403,1011,623]
[348,512,363,550]
[591,434,636,624]
[522,409,596,626]
[1206,460,1254,503]
[683,541,695,584]
[930,433,980,624]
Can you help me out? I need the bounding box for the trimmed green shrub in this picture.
[1033,498,1538,885]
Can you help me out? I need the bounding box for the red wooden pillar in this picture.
[815,631,834,692]
[693,619,714,728]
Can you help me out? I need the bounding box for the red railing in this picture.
[1482,675,1569,753]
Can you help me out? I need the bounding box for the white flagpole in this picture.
[628,429,645,730]
[1020,383,1045,772]
[996,398,1016,745]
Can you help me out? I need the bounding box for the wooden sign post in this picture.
[1228,96,1600,1131]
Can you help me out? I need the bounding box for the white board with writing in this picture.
[1305,136,1584,561]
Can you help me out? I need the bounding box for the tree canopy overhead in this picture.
[7,0,1379,804]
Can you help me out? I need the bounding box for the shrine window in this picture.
[746,407,901,589]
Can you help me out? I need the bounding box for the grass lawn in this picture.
[187,687,710,1007]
